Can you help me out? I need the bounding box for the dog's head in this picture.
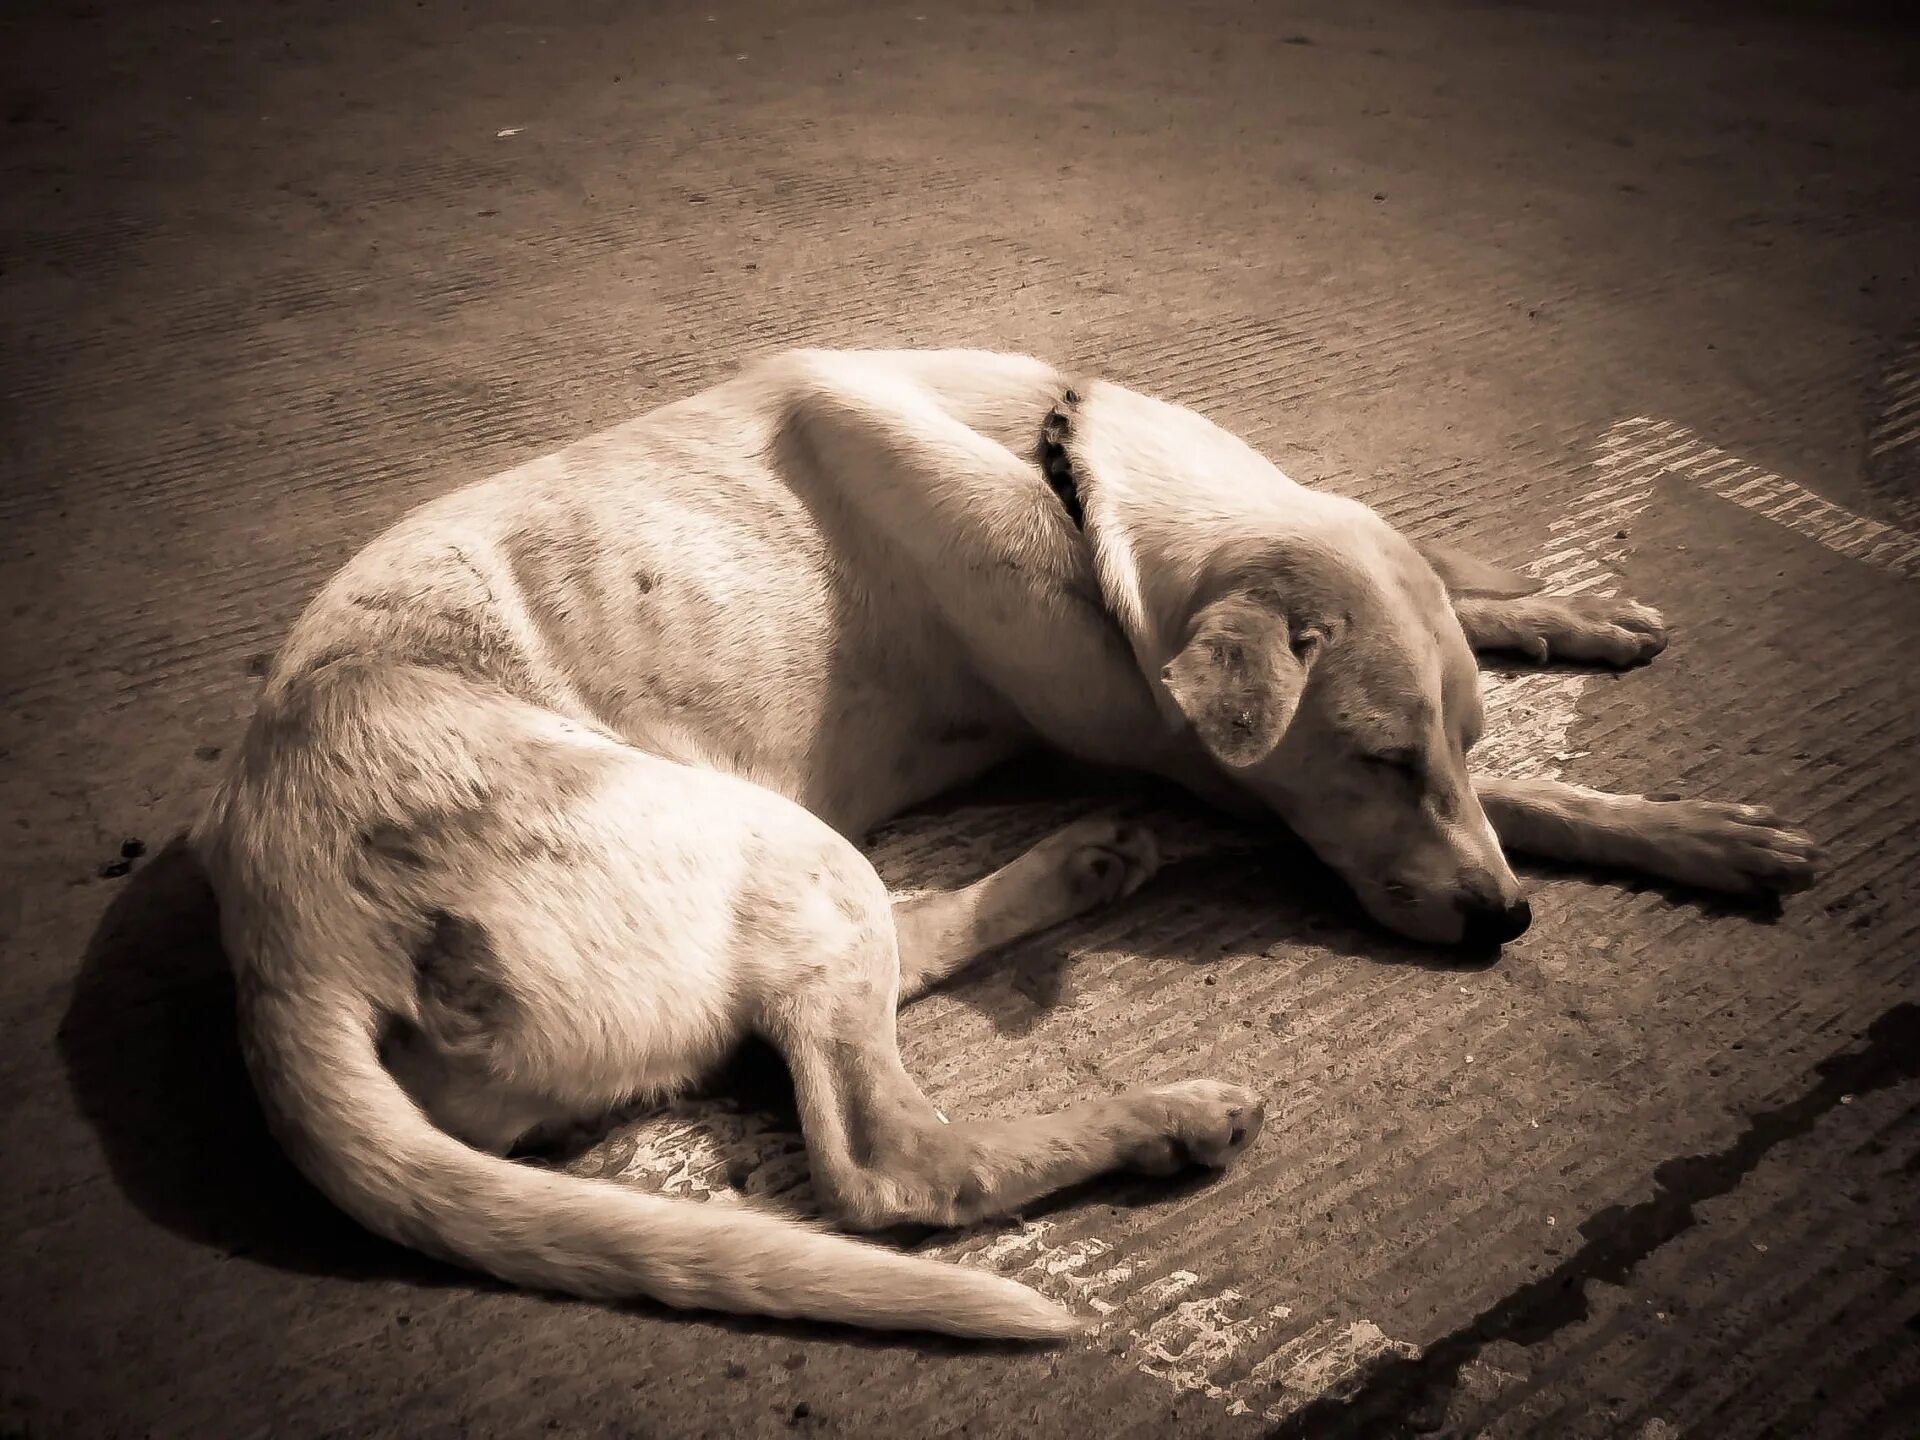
[1068,383,1536,947]
[1156,533,1537,947]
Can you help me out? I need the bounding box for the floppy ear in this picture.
[1414,540,1543,599]
[1161,592,1325,769]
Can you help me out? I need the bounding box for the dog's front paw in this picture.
[1124,1080,1265,1175]
[1524,596,1668,667]
[1644,798,1821,896]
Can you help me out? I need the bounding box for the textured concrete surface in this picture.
[4,1,1918,1436]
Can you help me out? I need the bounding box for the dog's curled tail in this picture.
[241,976,1081,1341]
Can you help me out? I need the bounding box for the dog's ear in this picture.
[1161,592,1326,769]
[1414,540,1542,599]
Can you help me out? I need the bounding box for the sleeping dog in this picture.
[193,348,1818,1338]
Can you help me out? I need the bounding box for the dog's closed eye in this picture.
[1362,748,1425,782]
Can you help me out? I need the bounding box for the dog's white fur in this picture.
[192,348,1819,1339]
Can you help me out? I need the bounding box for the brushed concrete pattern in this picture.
[4,1,1917,1437]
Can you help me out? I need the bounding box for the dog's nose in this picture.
[1457,896,1532,948]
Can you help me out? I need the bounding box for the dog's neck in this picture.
[1037,386,1087,531]
[1031,377,1347,741]
[1029,379,1199,740]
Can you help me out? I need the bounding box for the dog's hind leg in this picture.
[891,818,1160,1003]
[1452,594,1668,667]
[1473,774,1820,896]
[786,1011,1263,1233]
[762,844,1261,1232]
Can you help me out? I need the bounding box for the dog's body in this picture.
[193,348,1818,1338]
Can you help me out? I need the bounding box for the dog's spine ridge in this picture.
[238,976,1080,1340]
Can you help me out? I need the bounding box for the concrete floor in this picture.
[4,0,1918,1435]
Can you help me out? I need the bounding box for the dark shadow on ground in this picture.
[58,834,459,1288]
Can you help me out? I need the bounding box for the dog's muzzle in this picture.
[1457,896,1533,948]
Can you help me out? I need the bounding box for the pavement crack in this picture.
[1266,1002,1920,1439]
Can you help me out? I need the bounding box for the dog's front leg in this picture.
[1473,775,1820,896]
[1453,594,1668,667]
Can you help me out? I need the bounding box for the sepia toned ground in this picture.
[4,1,1918,1436]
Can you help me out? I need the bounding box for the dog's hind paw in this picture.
[1029,817,1162,913]
[944,819,1163,963]
[1641,798,1822,896]
[1123,1080,1265,1174]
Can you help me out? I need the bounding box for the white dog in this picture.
[192,349,1819,1339]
